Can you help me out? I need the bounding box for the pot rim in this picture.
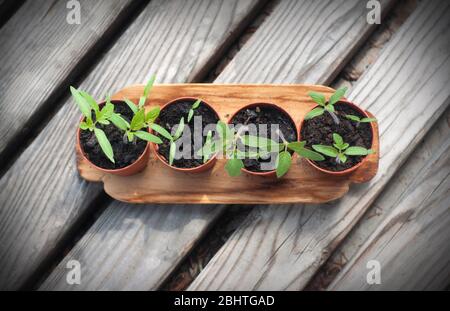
[150,96,219,173]
[299,99,375,176]
[227,102,298,177]
[76,99,150,175]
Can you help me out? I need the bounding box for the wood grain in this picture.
[188,0,450,290]
[77,84,379,204]
[328,110,450,290]
[0,0,263,290]
[41,0,396,290]
[0,0,137,160]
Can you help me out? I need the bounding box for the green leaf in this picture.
[123,98,138,114]
[304,107,325,120]
[216,121,233,140]
[201,131,215,163]
[138,96,146,109]
[345,114,361,122]
[79,122,89,130]
[98,102,114,121]
[146,106,160,123]
[94,128,114,163]
[70,86,92,119]
[242,135,278,150]
[361,117,377,123]
[79,91,99,112]
[130,109,145,131]
[236,150,259,159]
[286,141,306,153]
[312,145,339,157]
[338,153,347,163]
[225,158,244,177]
[187,109,194,123]
[97,119,110,125]
[173,117,185,141]
[333,133,344,146]
[151,123,173,140]
[329,86,348,106]
[297,148,325,161]
[127,131,134,142]
[109,113,130,131]
[344,146,371,156]
[308,92,326,106]
[169,141,176,165]
[134,131,162,144]
[325,104,335,113]
[143,75,156,99]
[192,99,201,109]
[276,151,292,178]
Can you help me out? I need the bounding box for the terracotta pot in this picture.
[76,100,150,177]
[150,97,219,174]
[228,102,298,178]
[299,100,375,176]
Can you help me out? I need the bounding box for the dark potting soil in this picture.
[155,99,220,168]
[230,104,298,172]
[80,101,147,170]
[301,102,373,171]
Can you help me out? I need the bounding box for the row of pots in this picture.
[77,97,375,178]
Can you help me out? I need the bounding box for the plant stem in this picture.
[328,111,340,125]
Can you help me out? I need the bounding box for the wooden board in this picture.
[0,0,138,161]
[41,0,396,291]
[78,84,379,204]
[0,0,264,290]
[188,0,450,290]
[326,109,450,291]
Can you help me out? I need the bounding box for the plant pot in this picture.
[228,102,298,178]
[151,97,220,173]
[76,100,150,177]
[299,100,375,176]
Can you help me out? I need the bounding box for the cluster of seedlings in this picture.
[73,79,376,178]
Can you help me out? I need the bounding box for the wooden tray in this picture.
[77,84,379,204]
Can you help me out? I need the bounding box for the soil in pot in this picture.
[230,104,297,172]
[156,99,220,168]
[301,102,373,171]
[80,101,147,170]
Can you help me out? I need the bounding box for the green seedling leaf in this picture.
[344,146,372,156]
[304,107,325,120]
[138,96,146,109]
[94,128,114,163]
[79,122,89,130]
[328,86,347,106]
[312,145,339,157]
[308,92,326,106]
[225,158,244,177]
[127,131,134,142]
[188,109,194,123]
[130,109,145,131]
[276,151,292,178]
[361,117,377,123]
[286,141,306,153]
[146,106,160,123]
[345,114,361,122]
[97,119,110,125]
[109,113,130,131]
[338,153,347,163]
[79,91,99,112]
[192,99,201,109]
[333,133,344,146]
[151,123,173,141]
[143,75,156,99]
[134,131,162,144]
[173,118,185,141]
[242,135,278,150]
[70,86,92,119]
[297,148,325,161]
[325,104,335,113]
[123,98,138,114]
[236,150,259,159]
[169,141,176,165]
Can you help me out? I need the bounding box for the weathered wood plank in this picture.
[189,0,450,290]
[327,110,450,290]
[0,0,263,290]
[40,0,395,290]
[0,0,139,162]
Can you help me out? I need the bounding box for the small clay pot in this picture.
[151,97,219,174]
[299,100,375,176]
[76,100,150,177]
[228,103,298,178]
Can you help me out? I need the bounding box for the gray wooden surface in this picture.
[40,0,396,290]
[0,0,263,290]
[0,0,136,160]
[189,0,450,290]
[329,110,450,290]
